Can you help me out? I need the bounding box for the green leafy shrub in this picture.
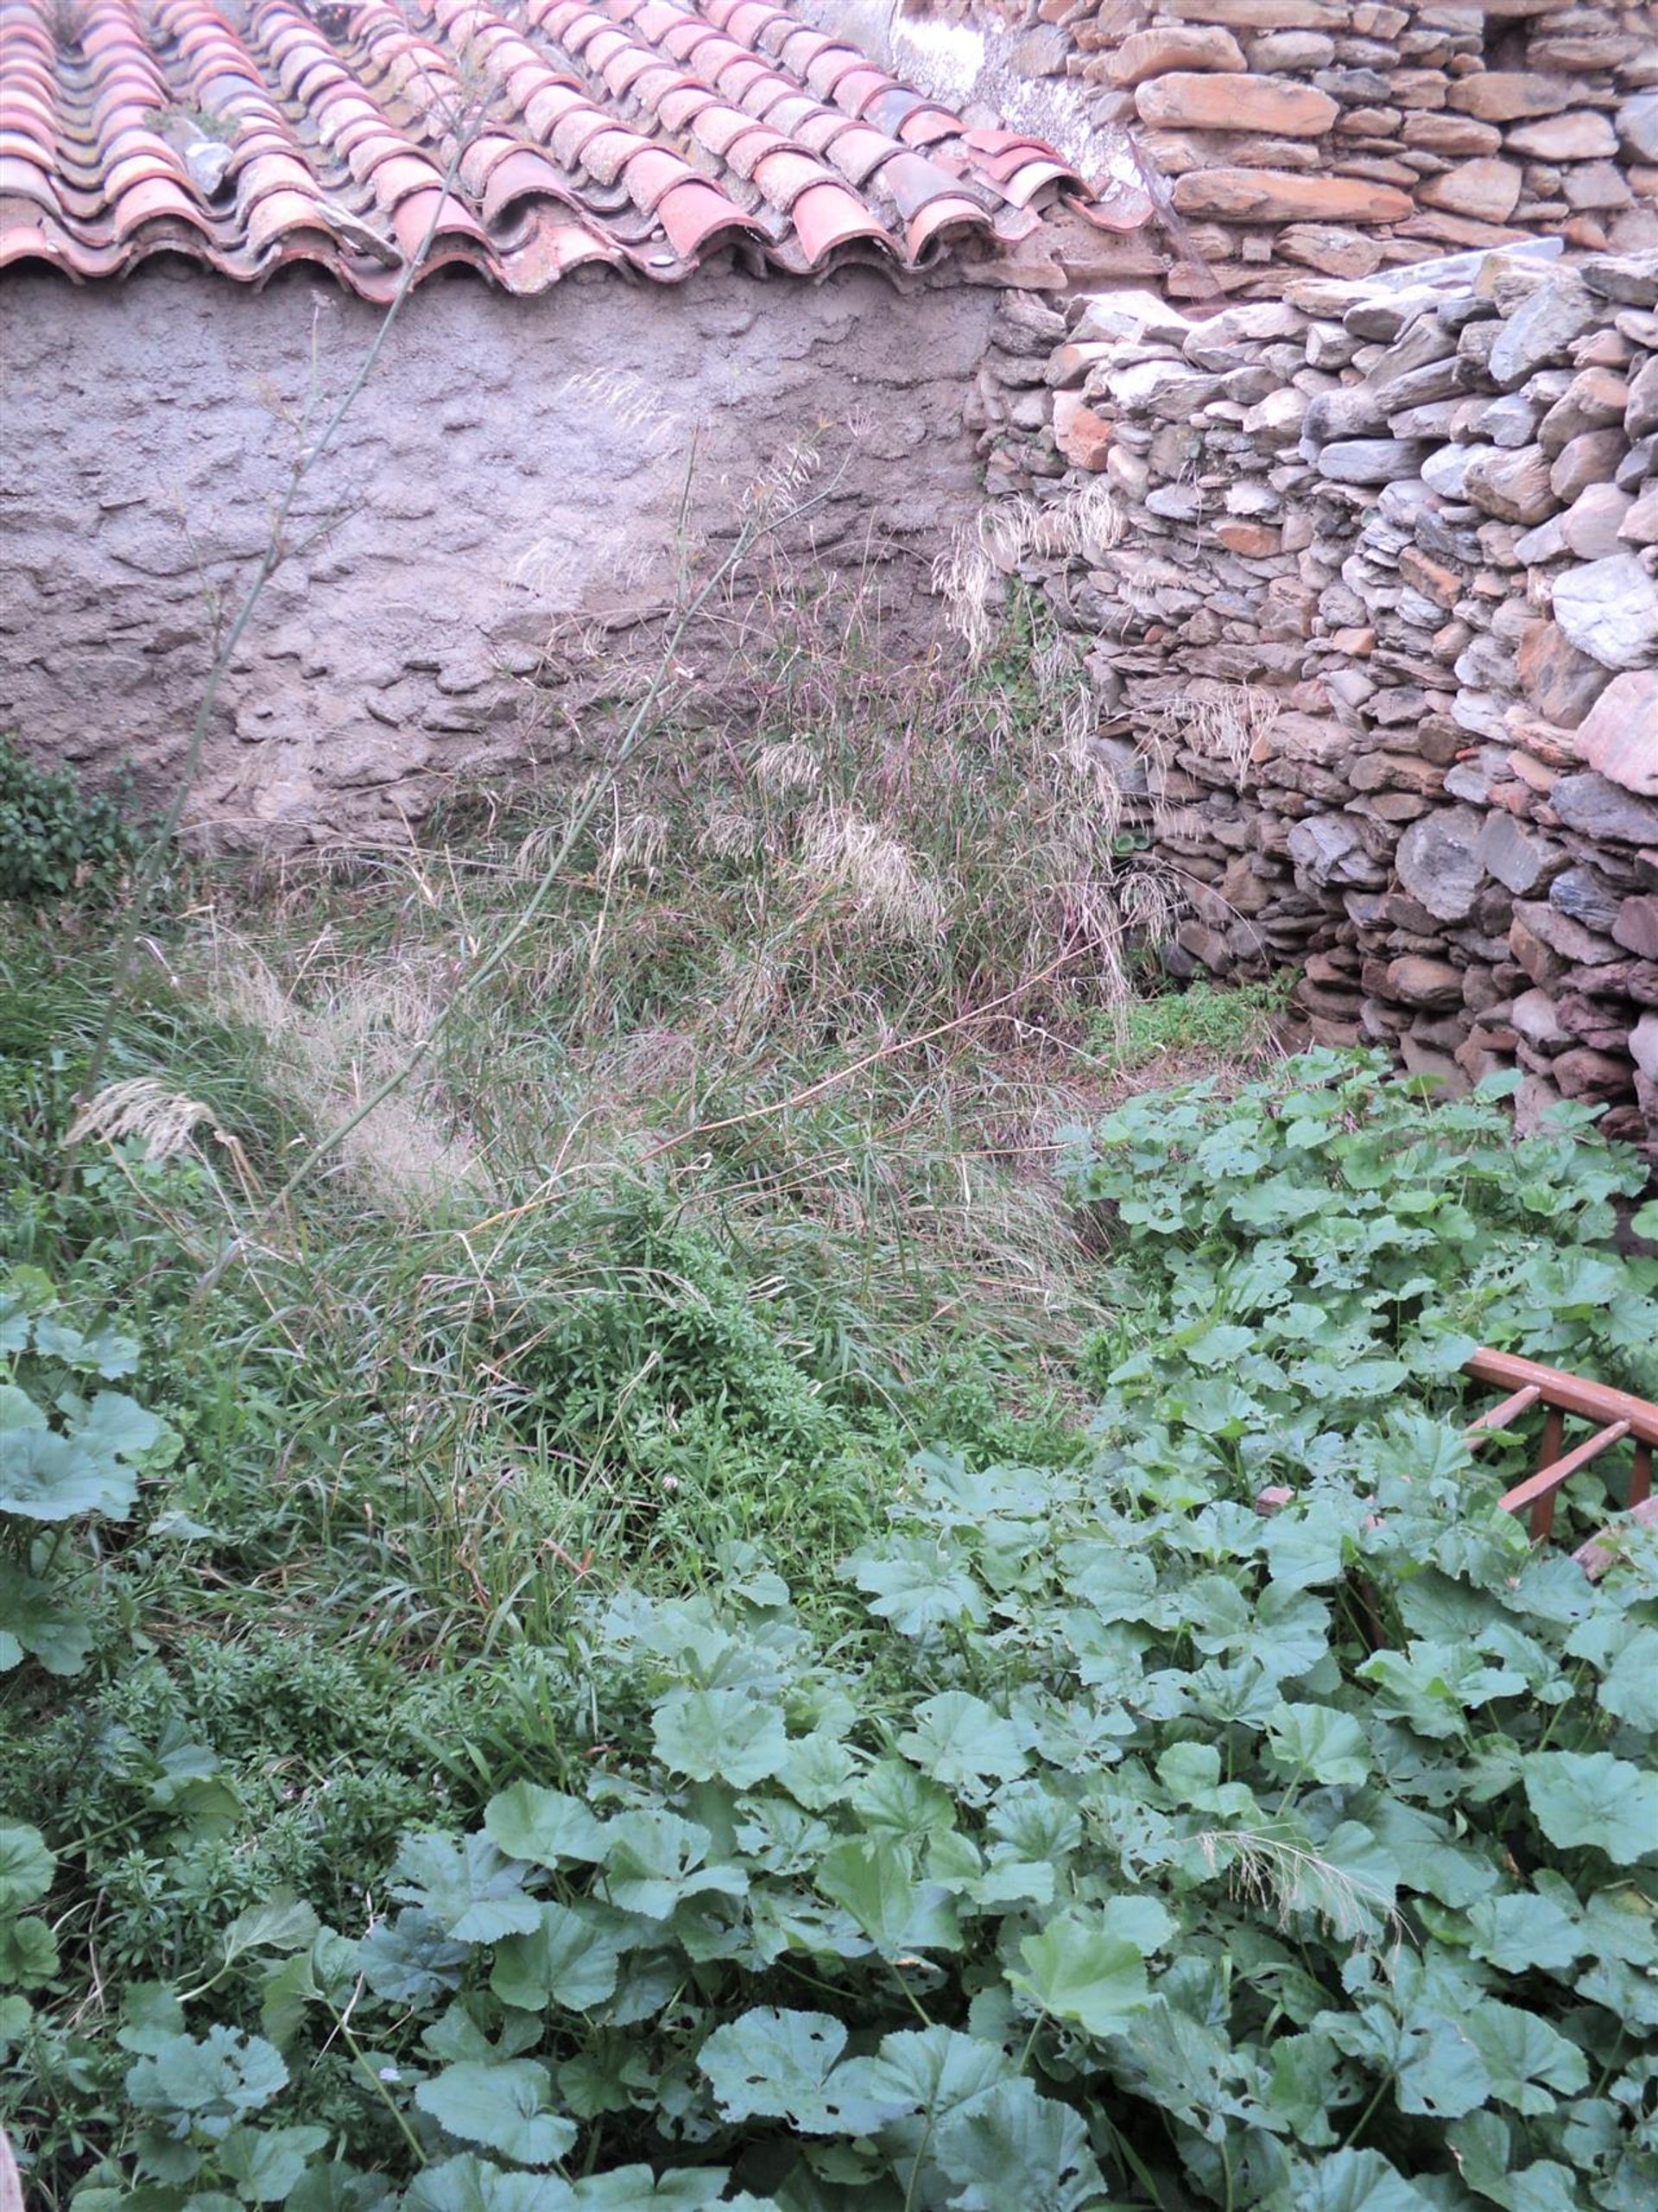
[40,1430,1658,2209]
[1087,975,1292,1071]
[0,1266,176,1678]
[0,738,142,903]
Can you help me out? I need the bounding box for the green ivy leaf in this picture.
[1011,1911,1151,2038]
[815,1835,961,1955]
[414,2060,576,2167]
[1523,1752,1658,1865]
[600,1810,747,1919]
[0,1914,58,1987]
[1271,2146,1432,2209]
[389,1834,541,1943]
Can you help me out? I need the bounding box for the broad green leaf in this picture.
[896,1692,1028,1788]
[0,1915,58,1986]
[490,1904,623,2013]
[0,1825,54,1912]
[126,2028,289,2140]
[221,1897,321,1964]
[75,1390,162,1461]
[699,2007,896,2133]
[651,1688,788,1790]
[1011,1911,1151,2038]
[933,2076,1106,2211]
[845,1537,986,1637]
[569,2171,735,2206]
[1273,2147,1431,2209]
[600,1810,746,1919]
[1522,1752,1658,1865]
[1268,1703,1370,1788]
[0,1429,135,1520]
[1463,2000,1589,2115]
[484,1784,606,1870]
[216,2125,331,2202]
[414,2061,577,2166]
[815,1835,960,1955]
[1465,1888,1584,1976]
[389,1833,540,1943]
[404,2155,569,2212]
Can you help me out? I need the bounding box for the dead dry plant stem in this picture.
[195,467,846,1295]
[67,129,477,1148]
[466,941,1092,1239]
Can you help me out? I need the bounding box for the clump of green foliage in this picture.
[6,1053,1657,2209]
[1086,975,1292,1074]
[0,738,142,904]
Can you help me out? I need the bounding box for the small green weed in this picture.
[1086,974,1292,1074]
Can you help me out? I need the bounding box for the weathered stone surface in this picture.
[1539,369,1630,454]
[1319,438,1427,485]
[1395,806,1487,922]
[1551,556,1658,671]
[1560,482,1636,559]
[1516,619,1612,727]
[1463,444,1558,524]
[1447,73,1574,124]
[1614,896,1658,958]
[1554,1048,1635,1100]
[1550,429,1629,505]
[1577,673,1658,794]
[1551,866,1624,934]
[1552,771,1658,844]
[1388,955,1464,1007]
[1507,111,1621,162]
[1511,989,1572,1049]
[1171,169,1414,225]
[1136,73,1339,136]
[1477,810,1555,893]
[1418,162,1523,225]
[1487,278,1602,389]
[1053,392,1113,471]
[1104,26,1248,86]
[1618,92,1658,165]
[1627,359,1658,442]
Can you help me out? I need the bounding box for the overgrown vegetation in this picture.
[3,637,1657,2208]
[0,737,142,904]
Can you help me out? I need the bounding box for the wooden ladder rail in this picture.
[1461,1348,1658,1570]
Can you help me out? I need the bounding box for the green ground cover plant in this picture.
[3,1011,1655,2206]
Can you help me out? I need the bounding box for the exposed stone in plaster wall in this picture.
[984,245,1658,1159]
[0,263,997,846]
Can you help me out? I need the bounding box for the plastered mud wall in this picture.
[0,262,997,843]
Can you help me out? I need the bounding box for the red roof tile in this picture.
[0,0,1153,295]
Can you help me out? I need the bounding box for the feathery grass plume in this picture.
[696,803,763,860]
[63,1078,214,1163]
[796,805,946,943]
[600,810,670,879]
[753,738,823,799]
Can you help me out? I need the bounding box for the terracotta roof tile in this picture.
[0,0,1153,295]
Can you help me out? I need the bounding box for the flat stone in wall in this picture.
[0,263,997,844]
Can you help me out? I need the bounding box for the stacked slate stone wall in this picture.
[999,0,1657,296]
[980,247,1658,1161]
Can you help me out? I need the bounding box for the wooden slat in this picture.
[1500,1420,1632,1543]
[1465,1382,1541,1442]
[1464,1348,1658,1447]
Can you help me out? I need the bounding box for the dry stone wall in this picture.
[982,245,1658,1160]
[1001,0,1658,295]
